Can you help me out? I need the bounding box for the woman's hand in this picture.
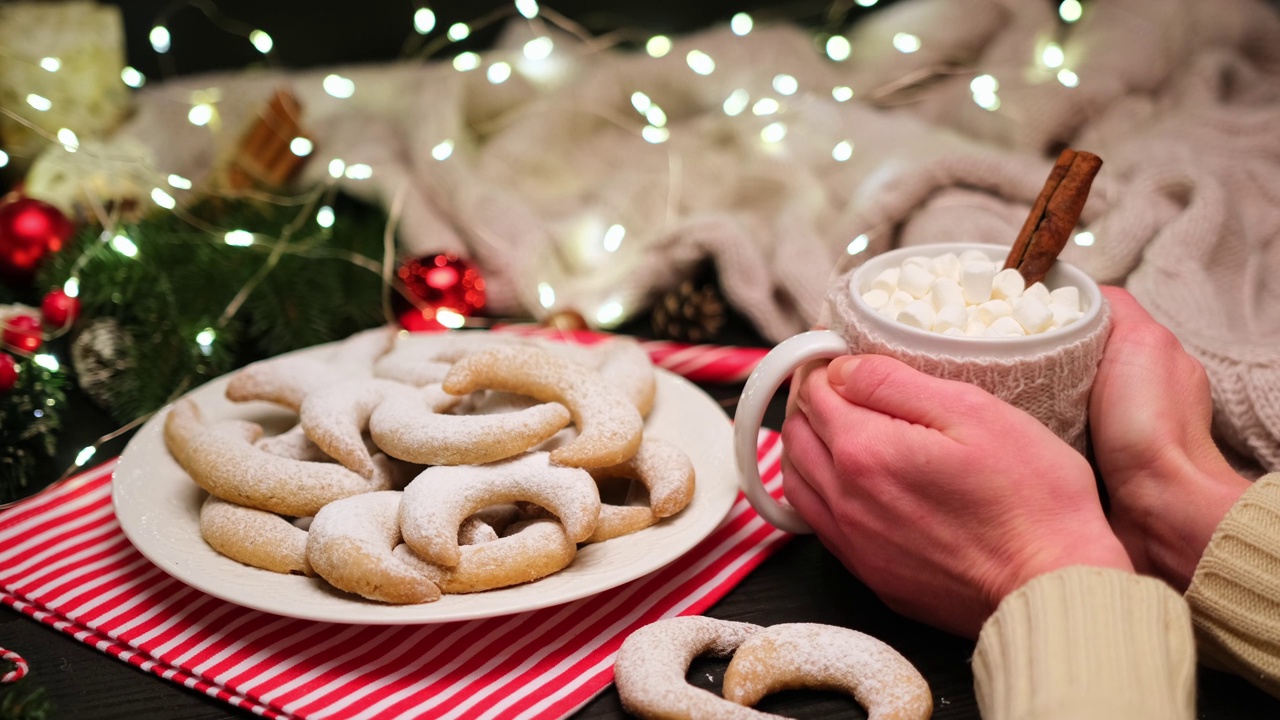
[782,355,1131,638]
[1089,287,1250,590]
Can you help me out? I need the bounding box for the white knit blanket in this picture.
[29,0,1280,471]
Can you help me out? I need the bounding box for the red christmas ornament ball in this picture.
[396,253,486,331]
[0,196,74,279]
[2,314,42,354]
[0,352,17,392]
[41,288,81,329]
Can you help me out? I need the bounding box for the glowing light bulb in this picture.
[316,206,335,228]
[150,26,171,53]
[596,300,624,325]
[645,105,667,127]
[345,163,373,179]
[516,0,539,19]
[121,66,145,88]
[414,8,436,34]
[290,137,313,156]
[63,278,79,298]
[832,86,854,102]
[40,57,61,72]
[436,308,466,329]
[196,328,216,356]
[150,188,176,210]
[832,140,854,162]
[26,94,51,111]
[641,126,670,144]
[57,128,79,152]
[686,50,715,75]
[224,230,254,247]
[772,74,798,96]
[630,91,652,113]
[1059,0,1082,23]
[75,447,96,466]
[34,354,59,371]
[453,52,481,71]
[487,62,511,84]
[328,158,346,178]
[973,92,1000,110]
[970,74,998,94]
[723,89,749,116]
[760,122,787,143]
[730,13,753,36]
[1042,43,1064,68]
[893,33,921,53]
[432,139,454,160]
[1057,68,1079,87]
[846,233,870,254]
[538,283,556,308]
[603,224,626,252]
[111,233,139,256]
[855,0,878,6]
[523,36,553,60]
[323,74,355,98]
[0,150,7,168]
[448,23,470,41]
[752,98,779,116]
[249,30,273,54]
[646,36,672,58]
[826,36,851,61]
[188,103,214,126]
[1074,231,1095,246]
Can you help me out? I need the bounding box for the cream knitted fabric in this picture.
[827,273,1111,452]
[974,566,1196,720]
[1186,472,1280,698]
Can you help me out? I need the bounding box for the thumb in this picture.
[828,354,975,430]
[1100,286,1158,329]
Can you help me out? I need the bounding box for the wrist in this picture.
[1145,453,1250,590]
[1000,514,1135,608]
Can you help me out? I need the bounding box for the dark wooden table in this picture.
[3,331,1279,720]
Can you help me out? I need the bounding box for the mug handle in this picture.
[733,330,850,534]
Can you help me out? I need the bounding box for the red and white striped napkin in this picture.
[0,432,789,720]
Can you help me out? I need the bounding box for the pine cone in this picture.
[650,269,726,343]
[70,317,134,409]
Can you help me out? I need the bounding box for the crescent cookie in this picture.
[300,378,445,477]
[393,518,576,593]
[586,437,696,542]
[442,345,644,468]
[199,496,312,576]
[254,424,333,462]
[369,385,570,467]
[722,623,932,720]
[225,327,395,410]
[398,451,600,567]
[164,398,395,517]
[598,337,657,417]
[306,491,442,604]
[614,616,774,720]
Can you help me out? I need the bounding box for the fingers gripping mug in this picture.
[734,243,1112,534]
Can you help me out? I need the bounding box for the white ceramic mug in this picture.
[733,243,1109,534]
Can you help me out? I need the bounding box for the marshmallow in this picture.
[1049,286,1080,313]
[902,255,934,269]
[1012,296,1053,334]
[1051,304,1083,328]
[960,262,995,305]
[881,289,914,318]
[986,316,1027,337]
[862,288,890,310]
[942,327,966,336]
[931,253,962,282]
[928,278,965,312]
[958,249,990,265]
[896,299,936,330]
[975,299,1012,324]
[934,304,967,333]
[897,263,935,299]
[991,268,1026,301]
[964,320,987,336]
[1024,281,1051,306]
[871,267,900,294]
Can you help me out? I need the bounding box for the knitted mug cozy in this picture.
[827,270,1113,453]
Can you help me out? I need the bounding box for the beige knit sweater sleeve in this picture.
[972,566,1195,720]
[1186,471,1280,697]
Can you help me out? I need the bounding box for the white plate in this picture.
[112,334,739,624]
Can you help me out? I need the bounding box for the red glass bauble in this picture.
[0,352,17,392]
[41,288,81,329]
[2,314,42,354]
[396,253,486,331]
[0,196,74,280]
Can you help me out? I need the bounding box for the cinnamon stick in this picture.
[1004,148,1102,286]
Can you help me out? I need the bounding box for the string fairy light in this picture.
[515,0,539,20]
[892,32,921,53]
[826,35,852,61]
[846,233,870,254]
[1059,0,1083,23]
[730,13,753,36]
[832,140,854,162]
[772,74,799,95]
[121,66,146,88]
[453,51,482,71]
[487,61,512,84]
[0,150,8,168]
[40,57,61,72]
[1041,42,1065,69]
[1057,68,1079,87]
[248,29,273,54]
[523,36,554,60]
[645,36,672,58]
[323,73,355,98]
[431,139,454,160]
[1074,230,1095,246]
[447,22,471,41]
[25,94,51,111]
[723,89,750,116]
[832,85,854,102]
[686,50,715,75]
[150,25,171,53]
[537,282,556,308]
[752,98,779,115]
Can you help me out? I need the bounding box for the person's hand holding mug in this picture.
[782,357,1132,638]
[1089,287,1251,591]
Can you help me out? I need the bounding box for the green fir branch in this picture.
[0,354,67,504]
